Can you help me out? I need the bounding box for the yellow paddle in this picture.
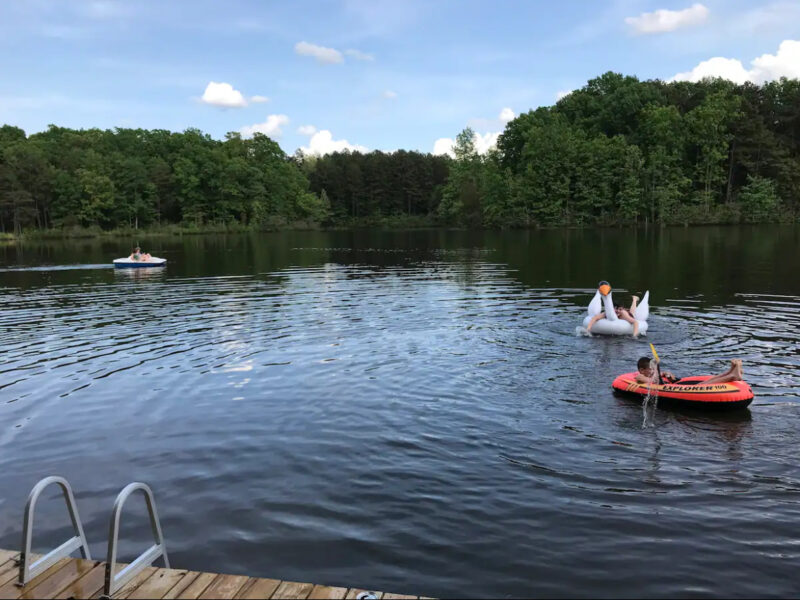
[649,343,663,384]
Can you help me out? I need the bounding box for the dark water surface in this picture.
[1,227,799,598]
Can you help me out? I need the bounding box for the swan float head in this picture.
[583,281,650,336]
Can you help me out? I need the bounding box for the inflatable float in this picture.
[113,257,167,269]
[582,281,649,336]
[612,372,754,410]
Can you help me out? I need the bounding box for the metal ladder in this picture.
[17,476,169,598]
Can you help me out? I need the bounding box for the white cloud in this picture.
[295,41,343,64]
[556,90,572,101]
[383,90,398,99]
[750,39,800,81]
[432,131,500,157]
[345,49,375,61]
[499,107,515,122]
[250,95,269,103]
[433,138,455,158]
[240,114,290,138]
[300,130,367,156]
[201,82,247,108]
[474,132,500,154]
[671,57,751,84]
[297,125,317,136]
[625,3,709,34]
[670,39,800,84]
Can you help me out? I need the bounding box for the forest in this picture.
[1,72,798,235]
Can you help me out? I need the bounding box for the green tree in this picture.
[738,175,780,222]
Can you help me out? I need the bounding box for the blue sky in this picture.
[1,0,798,156]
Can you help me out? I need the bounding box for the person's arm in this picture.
[586,312,605,332]
[635,373,653,384]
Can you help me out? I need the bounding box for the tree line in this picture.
[1,72,799,234]
[447,73,800,227]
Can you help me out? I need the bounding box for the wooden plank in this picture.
[198,574,250,599]
[164,572,217,600]
[53,562,106,599]
[0,552,411,600]
[0,561,20,586]
[126,568,192,600]
[0,550,18,567]
[0,558,71,600]
[345,590,383,600]
[273,581,314,599]
[233,577,281,599]
[161,572,203,600]
[88,566,158,599]
[18,558,97,600]
[308,584,349,599]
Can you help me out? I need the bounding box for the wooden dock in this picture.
[0,550,426,600]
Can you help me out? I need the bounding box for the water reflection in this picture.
[0,227,798,598]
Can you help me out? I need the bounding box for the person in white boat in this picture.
[586,294,640,336]
[128,246,151,261]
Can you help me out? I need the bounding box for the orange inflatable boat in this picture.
[612,372,754,410]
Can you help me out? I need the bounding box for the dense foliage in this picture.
[480,73,800,226]
[1,72,799,234]
[301,150,450,224]
[0,126,320,234]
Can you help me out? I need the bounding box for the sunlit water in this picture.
[1,228,799,598]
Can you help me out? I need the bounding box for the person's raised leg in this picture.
[703,360,743,385]
[630,295,639,315]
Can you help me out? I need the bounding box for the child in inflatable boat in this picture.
[635,356,744,385]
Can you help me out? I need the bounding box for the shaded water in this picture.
[1,227,799,598]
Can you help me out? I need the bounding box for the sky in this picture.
[0,0,799,157]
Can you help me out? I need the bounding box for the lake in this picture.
[1,227,799,598]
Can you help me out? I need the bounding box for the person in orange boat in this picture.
[635,357,744,385]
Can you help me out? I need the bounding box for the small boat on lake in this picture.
[113,257,167,268]
[612,372,754,410]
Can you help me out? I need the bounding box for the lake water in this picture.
[1,227,799,598]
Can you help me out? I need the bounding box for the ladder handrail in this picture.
[18,476,91,586]
[103,482,169,598]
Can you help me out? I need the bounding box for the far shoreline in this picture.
[2,218,798,244]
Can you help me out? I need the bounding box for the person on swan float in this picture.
[635,357,745,385]
[586,292,641,336]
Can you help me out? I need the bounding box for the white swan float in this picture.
[581,281,650,336]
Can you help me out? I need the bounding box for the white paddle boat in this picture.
[113,256,167,269]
